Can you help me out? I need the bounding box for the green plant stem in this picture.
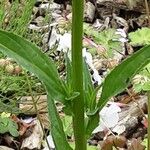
[148,91,150,150]
[72,0,86,150]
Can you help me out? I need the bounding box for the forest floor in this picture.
[0,0,150,149]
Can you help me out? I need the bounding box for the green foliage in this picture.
[0,74,26,94]
[0,67,43,95]
[98,45,150,107]
[12,1,35,35]
[0,30,72,150]
[47,95,72,150]
[84,24,123,58]
[0,100,20,114]
[142,138,148,150]
[0,30,150,149]
[0,72,44,114]
[0,113,19,137]
[129,27,150,46]
[129,27,150,92]
[1,23,150,150]
[69,142,98,150]
[0,55,44,114]
[0,0,51,47]
[0,0,6,27]
[86,45,150,137]
[133,63,150,92]
[0,0,35,36]
[0,30,69,102]
[62,115,73,137]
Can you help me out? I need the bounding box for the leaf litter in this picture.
[0,0,150,149]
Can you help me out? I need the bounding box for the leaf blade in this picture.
[0,30,72,149]
[47,94,72,150]
[0,30,68,101]
[98,45,150,109]
[86,45,150,137]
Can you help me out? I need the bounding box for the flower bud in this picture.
[5,64,14,74]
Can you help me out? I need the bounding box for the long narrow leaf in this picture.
[47,93,72,150]
[86,45,150,137]
[0,30,72,149]
[98,45,150,109]
[0,30,68,102]
[83,60,95,110]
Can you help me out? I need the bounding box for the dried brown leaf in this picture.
[128,138,146,150]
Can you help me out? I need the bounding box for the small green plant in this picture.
[0,55,45,114]
[0,0,51,46]
[0,113,19,137]
[62,115,73,137]
[129,27,150,46]
[0,0,34,35]
[0,1,150,149]
[84,24,124,58]
[133,63,150,92]
[129,27,150,92]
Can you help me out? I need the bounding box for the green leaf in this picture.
[86,45,150,137]
[83,60,95,110]
[0,117,19,137]
[65,53,72,87]
[142,138,147,148]
[142,82,150,91]
[0,30,68,102]
[8,119,19,137]
[133,83,143,92]
[85,112,99,138]
[0,117,9,134]
[62,115,73,137]
[83,25,123,58]
[0,30,72,150]
[47,94,72,150]
[69,142,98,150]
[129,27,150,46]
[98,45,150,109]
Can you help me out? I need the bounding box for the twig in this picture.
[126,88,147,120]
[144,0,150,26]
[25,72,51,150]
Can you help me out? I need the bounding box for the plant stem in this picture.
[72,0,86,149]
[148,91,150,150]
[144,0,150,26]
[25,72,51,150]
[25,72,50,149]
